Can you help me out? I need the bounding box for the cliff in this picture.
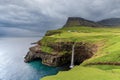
[24,17,101,67]
[24,17,120,67]
[64,17,120,27]
[24,42,97,66]
[64,17,102,27]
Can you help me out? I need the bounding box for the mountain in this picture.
[97,18,120,26]
[64,17,120,27]
[64,17,102,27]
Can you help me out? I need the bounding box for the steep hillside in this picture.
[64,17,102,27]
[97,18,120,26]
[42,66,120,80]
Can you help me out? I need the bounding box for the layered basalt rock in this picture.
[24,42,98,67]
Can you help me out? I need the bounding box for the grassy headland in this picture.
[41,26,120,80]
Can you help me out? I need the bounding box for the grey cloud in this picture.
[1,0,120,22]
[0,0,120,36]
[0,27,43,37]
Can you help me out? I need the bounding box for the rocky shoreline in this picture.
[24,42,98,67]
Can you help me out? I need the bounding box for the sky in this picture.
[0,0,120,37]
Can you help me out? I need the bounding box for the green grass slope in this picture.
[42,66,120,80]
[41,26,120,80]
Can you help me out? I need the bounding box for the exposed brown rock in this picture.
[24,42,98,67]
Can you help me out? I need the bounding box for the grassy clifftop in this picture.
[41,26,120,80]
[42,66,120,80]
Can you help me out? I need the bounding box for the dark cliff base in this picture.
[24,42,98,67]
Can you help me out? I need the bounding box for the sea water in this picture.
[0,37,61,80]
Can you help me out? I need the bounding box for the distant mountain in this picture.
[64,17,102,27]
[97,18,120,26]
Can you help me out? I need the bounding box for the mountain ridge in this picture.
[97,18,120,26]
[64,17,102,27]
[64,17,120,27]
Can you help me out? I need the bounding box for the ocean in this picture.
[0,37,61,80]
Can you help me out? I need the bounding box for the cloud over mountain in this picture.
[0,0,120,36]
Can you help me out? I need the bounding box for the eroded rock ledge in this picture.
[24,42,98,67]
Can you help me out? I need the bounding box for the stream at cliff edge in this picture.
[0,37,61,80]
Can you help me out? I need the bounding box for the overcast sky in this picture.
[0,0,120,36]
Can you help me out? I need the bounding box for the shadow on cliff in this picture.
[24,42,98,69]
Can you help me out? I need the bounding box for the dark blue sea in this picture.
[0,37,61,80]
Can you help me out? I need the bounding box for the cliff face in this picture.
[24,45,65,66]
[64,17,102,27]
[24,42,98,66]
[24,17,101,67]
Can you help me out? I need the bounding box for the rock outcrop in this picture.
[24,42,98,67]
[64,17,102,27]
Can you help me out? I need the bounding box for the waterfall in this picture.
[70,43,75,68]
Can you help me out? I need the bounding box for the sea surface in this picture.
[0,37,61,80]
